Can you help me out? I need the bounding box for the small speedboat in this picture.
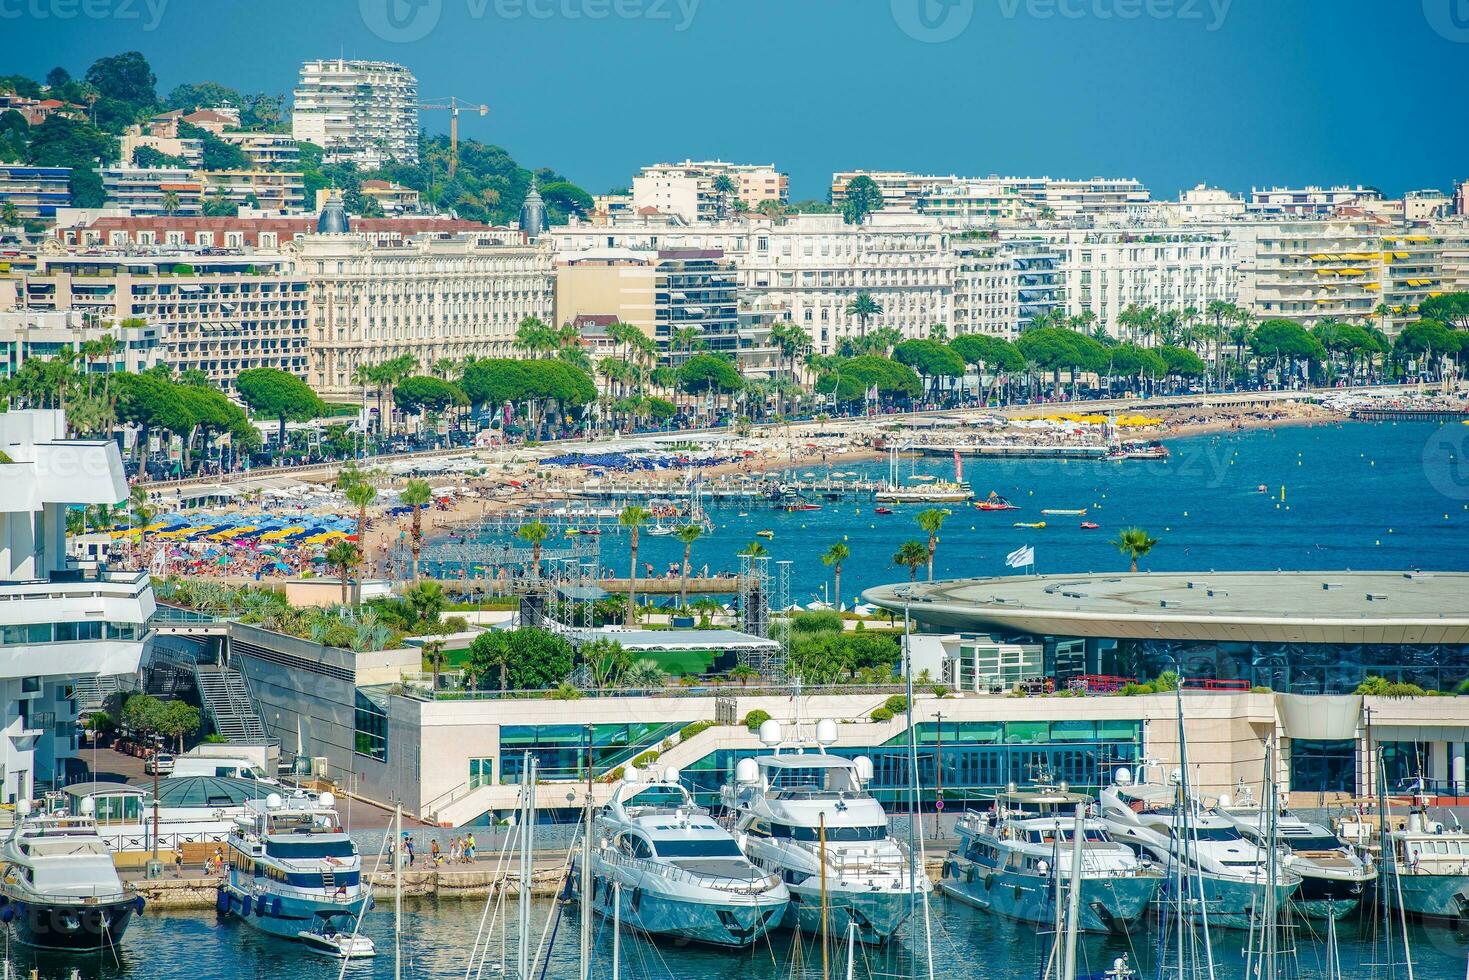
[1041,508,1087,516]
[298,929,377,959]
[975,492,1018,512]
[783,503,822,512]
[874,507,894,515]
[1080,521,1100,530]
[756,530,775,539]
[1013,521,1047,529]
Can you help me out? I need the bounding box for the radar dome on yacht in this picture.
[265,793,284,810]
[1058,782,1068,794]
[1006,781,1017,795]
[735,758,759,784]
[1115,767,1133,785]
[79,797,95,815]
[854,756,874,783]
[16,799,30,816]
[318,792,335,810]
[815,719,838,746]
[624,765,640,784]
[1218,792,1231,807]
[662,766,680,785]
[758,719,782,747]
[1169,768,1182,785]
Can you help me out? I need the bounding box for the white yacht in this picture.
[1364,797,1469,920]
[939,779,1163,932]
[721,719,931,945]
[1100,765,1300,929]
[1214,782,1375,919]
[583,770,788,947]
[219,791,375,957]
[0,800,143,951]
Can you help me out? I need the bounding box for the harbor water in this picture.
[474,420,1469,601]
[14,892,1469,979]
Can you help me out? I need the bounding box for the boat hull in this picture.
[784,882,917,945]
[1381,870,1469,920]
[1290,869,1369,920]
[0,895,137,952]
[219,884,370,944]
[937,858,1160,933]
[1159,873,1300,931]
[589,877,784,948]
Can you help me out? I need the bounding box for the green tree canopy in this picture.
[842,175,884,225]
[1157,344,1207,377]
[676,353,744,396]
[459,358,597,410]
[1249,319,1326,362]
[393,375,468,416]
[950,334,1024,373]
[235,367,325,447]
[466,628,575,691]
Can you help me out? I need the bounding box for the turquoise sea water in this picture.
[530,420,1469,605]
[18,893,1469,979]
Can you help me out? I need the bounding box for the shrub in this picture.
[630,750,660,769]
[549,682,582,700]
[1250,686,1273,694]
[931,684,951,698]
[883,694,909,714]
[790,610,844,634]
[871,707,894,722]
[679,720,714,741]
[1357,675,1429,698]
[743,709,772,733]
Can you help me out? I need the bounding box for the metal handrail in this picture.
[594,846,779,895]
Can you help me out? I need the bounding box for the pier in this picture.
[1350,407,1468,422]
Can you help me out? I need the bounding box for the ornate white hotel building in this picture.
[0,410,154,803]
[295,229,555,395]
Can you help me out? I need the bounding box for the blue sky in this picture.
[6,0,1467,199]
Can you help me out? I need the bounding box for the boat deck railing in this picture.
[595,846,779,895]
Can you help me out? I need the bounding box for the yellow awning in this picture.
[1316,269,1338,276]
[1338,268,1365,276]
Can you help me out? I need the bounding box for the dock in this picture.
[1350,407,1467,422]
[901,442,1111,460]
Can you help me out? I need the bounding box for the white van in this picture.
[171,756,280,785]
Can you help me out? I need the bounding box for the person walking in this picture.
[173,845,184,878]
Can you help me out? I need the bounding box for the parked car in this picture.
[143,753,175,776]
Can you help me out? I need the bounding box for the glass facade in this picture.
[680,720,1143,809]
[1102,639,1469,695]
[1290,738,1356,794]
[354,690,388,762]
[0,621,143,645]
[1381,740,1432,793]
[497,721,689,784]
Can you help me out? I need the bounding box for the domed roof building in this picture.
[518,176,546,241]
[316,190,351,234]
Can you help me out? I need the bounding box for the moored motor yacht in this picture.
[582,770,787,947]
[722,718,931,945]
[938,778,1162,933]
[1100,764,1300,929]
[0,799,143,952]
[1214,783,1375,919]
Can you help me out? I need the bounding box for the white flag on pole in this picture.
[1005,545,1034,569]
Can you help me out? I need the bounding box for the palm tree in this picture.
[916,508,948,581]
[673,524,704,609]
[423,639,447,693]
[339,467,379,556]
[325,540,362,606]
[712,173,737,218]
[400,479,433,580]
[738,541,769,558]
[517,520,550,581]
[1111,526,1159,573]
[129,485,155,558]
[821,542,850,610]
[728,664,760,687]
[845,292,883,340]
[892,540,927,582]
[161,190,181,215]
[619,504,651,626]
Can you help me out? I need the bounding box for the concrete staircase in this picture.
[192,663,268,743]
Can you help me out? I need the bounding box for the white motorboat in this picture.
[722,718,931,944]
[0,800,143,952]
[1100,763,1300,929]
[582,771,787,947]
[1214,782,1375,919]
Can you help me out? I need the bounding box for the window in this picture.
[651,838,744,858]
[469,758,494,789]
[265,838,356,859]
[1290,739,1356,794]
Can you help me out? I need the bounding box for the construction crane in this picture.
[417,96,488,179]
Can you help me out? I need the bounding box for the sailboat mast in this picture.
[820,812,830,980]
[580,727,593,980]
[394,800,403,980]
[517,754,535,980]
[1061,803,1084,980]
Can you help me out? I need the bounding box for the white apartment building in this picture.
[101,167,204,216]
[0,409,154,802]
[1234,220,1451,335]
[1008,176,1150,220]
[830,171,942,214]
[551,213,956,354]
[294,231,555,395]
[833,172,1149,223]
[292,59,418,167]
[951,241,1018,337]
[633,161,787,222]
[1156,185,1247,225]
[1248,186,1381,217]
[0,308,164,378]
[917,178,1033,226]
[1030,228,1239,338]
[20,251,309,389]
[200,170,307,214]
[216,131,301,170]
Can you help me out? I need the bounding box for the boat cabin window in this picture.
[651,838,744,858]
[766,765,865,800]
[1025,828,1110,845]
[769,823,886,843]
[1281,835,1343,852]
[264,838,356,859]
[1189,826,1244,842]
[619,835,654,859]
